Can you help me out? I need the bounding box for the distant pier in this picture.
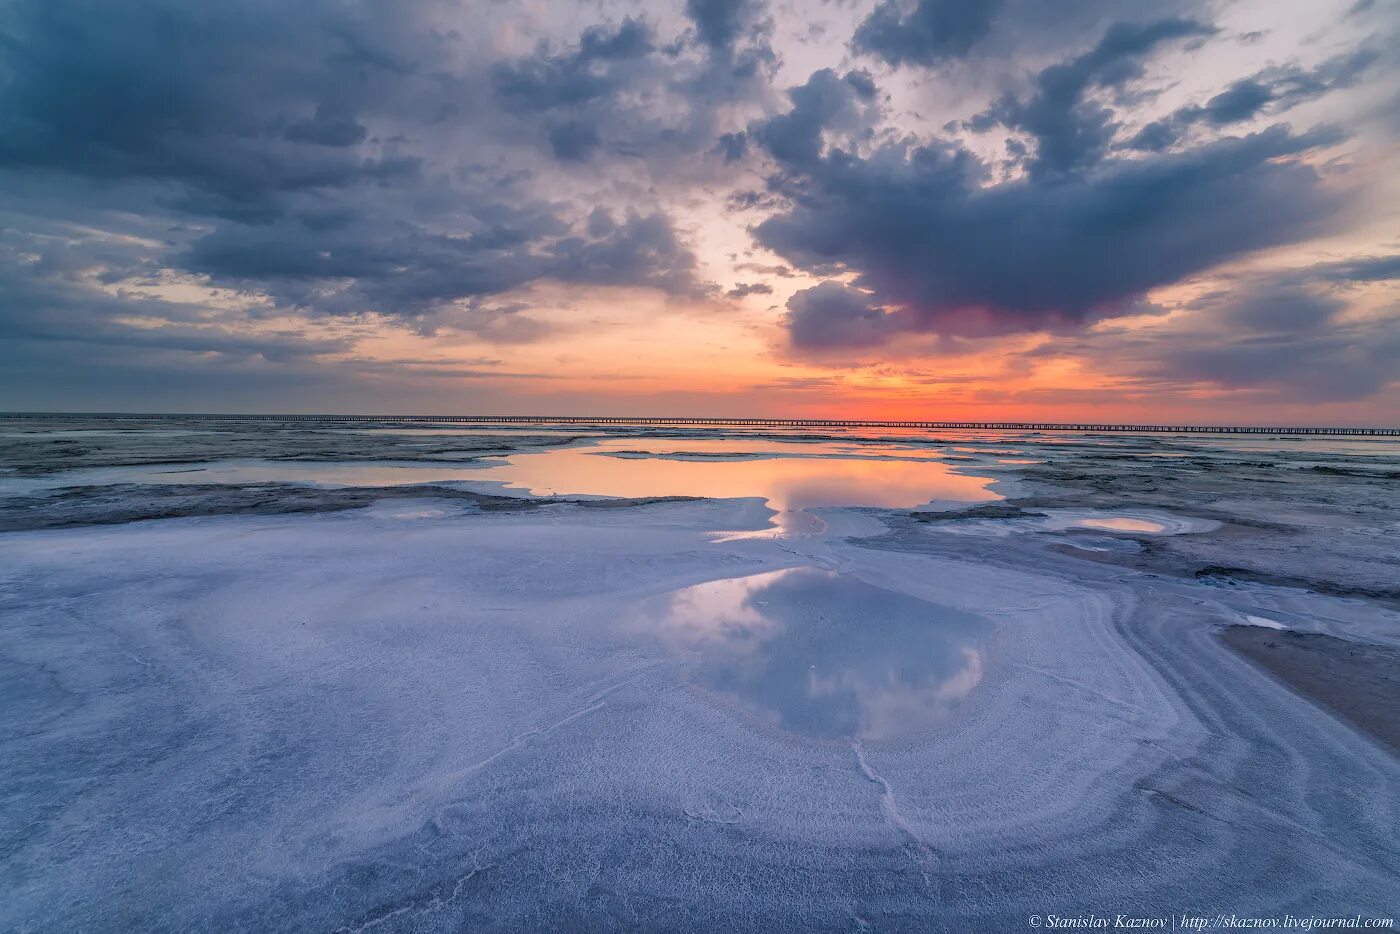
[6,413,1398,437]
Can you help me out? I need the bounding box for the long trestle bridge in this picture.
[10,414,1398,437]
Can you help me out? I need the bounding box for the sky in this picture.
[1,0,1397,423]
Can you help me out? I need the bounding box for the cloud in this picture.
[490,18,654,114]
[852,0,1003,67]
[0,242,352,365]
[716,131,748,163]
[180,206,708,318]
[686,0,766,53]
[735,262,795,278]
[1300,255,1400,284]
[785,282,901,350]
[0,0,1395,416]
[548,121,602,161]
[0,0,442,202]
[0,0,725,343]
[754,116,1345,345]
[283,106,370,148]
[971,18,1216,178]
[750,68,882,167]
[749,12,1363,355]
[680,0,777,105]
[1125,50,1379,151]
[1101,287,1400,402]
[726,281,774,298]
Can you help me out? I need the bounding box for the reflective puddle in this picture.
[467,438,1001,517]
[8,437,1002,537]
[632,567,992,741]
[1071,516,1168,533]
[1041,510,1218,535]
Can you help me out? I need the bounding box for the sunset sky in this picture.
[1,0,1397,423]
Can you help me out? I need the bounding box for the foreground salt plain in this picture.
[1,418,1398,931]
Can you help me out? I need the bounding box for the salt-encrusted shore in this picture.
[1,420,1397,931]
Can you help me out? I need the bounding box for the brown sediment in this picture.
[1220,625,1400,754]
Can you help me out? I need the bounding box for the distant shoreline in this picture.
[3,412,1398,437]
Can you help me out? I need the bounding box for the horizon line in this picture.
[3,412,1398,437]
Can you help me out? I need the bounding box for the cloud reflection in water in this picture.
[634,567,991,741]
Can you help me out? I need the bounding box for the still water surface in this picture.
[6,436,1003,527]
[632,567,992,741]
[466,438,1002,516]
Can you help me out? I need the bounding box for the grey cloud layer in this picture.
[1,0,1396,407]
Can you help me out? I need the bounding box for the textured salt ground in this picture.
[3,424,1399,931]
[3,496,1398,931]
[1220,626,1400,753]
[919,441,1400,603]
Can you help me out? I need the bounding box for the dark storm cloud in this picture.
[755,116,1344,342]
[716,131,749,163]
[852,0,1004,68]
[849,0,1215,72]
[748,11,1364,353]
[283,106,370,148]
[681,0,777,102]
[488,11,770,168]
[970,18,1216,178]
[1200,80,1277,124]
[546,210,707,296]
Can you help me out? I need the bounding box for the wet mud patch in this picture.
[1220,626,1400,754]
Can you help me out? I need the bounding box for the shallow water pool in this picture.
[631,567,992,741]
